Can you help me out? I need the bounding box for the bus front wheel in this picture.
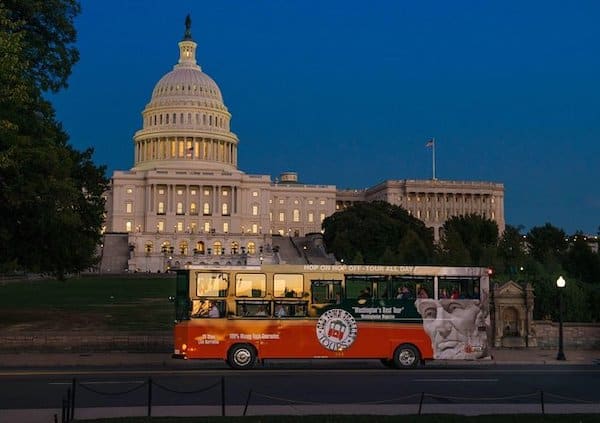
[393,344,420,369]
[227,344,257,370]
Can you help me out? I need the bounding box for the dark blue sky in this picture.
[51,0,600,235]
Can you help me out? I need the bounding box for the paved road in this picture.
[1,360,600,422]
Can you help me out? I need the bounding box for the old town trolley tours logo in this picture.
[316,309,358,351]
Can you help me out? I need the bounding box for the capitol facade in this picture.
[102,19,504,272]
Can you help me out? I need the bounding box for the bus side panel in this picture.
[176,319,433,361]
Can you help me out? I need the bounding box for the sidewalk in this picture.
[0,348,597,370]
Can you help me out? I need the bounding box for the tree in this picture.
[497,225,527,277]
[438,214,499,266]
[563,233,600,285]
[526,223,567,265]
[0,0,107,278]
[322,201,434,264]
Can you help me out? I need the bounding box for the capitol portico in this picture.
[102,18,504,272]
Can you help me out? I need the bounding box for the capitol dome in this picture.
[133,16,239,172]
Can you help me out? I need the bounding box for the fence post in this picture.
[540,390,545,415]
[418,391,424,415]
[70,378,76,421]
[243,389,253,416]
[147,377,153,417]
[61,397,67,423]
[221,376,226,416]
[66,388,71,422]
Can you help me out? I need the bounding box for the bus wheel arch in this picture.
[227,343,257,370]
[392,343,421,369]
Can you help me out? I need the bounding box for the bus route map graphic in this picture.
[316,309,358,351]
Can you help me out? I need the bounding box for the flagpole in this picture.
[432,138,436,180]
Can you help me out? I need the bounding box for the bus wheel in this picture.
[227,344,256,370]
[393,344,420,368]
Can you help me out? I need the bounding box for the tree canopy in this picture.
[322,201,434,264]
[0,0,107,279]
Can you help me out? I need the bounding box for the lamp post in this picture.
[556,275,566,361]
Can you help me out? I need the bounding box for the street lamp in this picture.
[556,275,566,361]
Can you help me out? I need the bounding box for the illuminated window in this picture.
[274,274,303,297]
[308,212,314,223]
[293,209,300,222]
[190,202,197,214]
[157,221,164,232]
[125,202,133,213]
[125,221,132,232]
[223,222,229,233]
[157,202,165,214]
[320,200,325,205]
[252,191,258,197]
[308,200,313,205]
[294,200,299,205]
[247,242,256,254]
[126,188,133,194]
[279,199,284,204]
[176,202,184,215]
[213,241,223,255]
[177,189,183,196]
[279,212,285,222]
[204,189,210,196]
[252,205,259,216]
[222,203,229,215]
[235,273,266,297]
[177,221,183,232]
[158,188,165,195]
[203,202,210,215]
[222,190,228,196]
[190,189,196,195]
[320,213,325,222]
[204,222,210,233]
[252,224,258,233]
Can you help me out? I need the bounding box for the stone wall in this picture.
[533,321,600,349]
[0,332,172,353]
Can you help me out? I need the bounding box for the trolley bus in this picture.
[172,264,491,369]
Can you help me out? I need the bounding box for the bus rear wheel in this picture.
[393,344,420,368]
[227,344,257,370]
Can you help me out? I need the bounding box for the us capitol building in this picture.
[101,18,505,273]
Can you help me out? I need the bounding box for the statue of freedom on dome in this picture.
[184,14,192,40]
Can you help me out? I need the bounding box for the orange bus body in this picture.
[175,318,434,361]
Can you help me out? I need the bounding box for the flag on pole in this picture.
[425,139,434,148]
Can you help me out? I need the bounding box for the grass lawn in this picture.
[0,275,176,332]
[78,415,600,423]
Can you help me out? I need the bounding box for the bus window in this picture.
[346,275,385,300]
[310,280,342,304]
[274,274,303,298]
[391,276,433,300]
[196,272,229,297]
[274,300,309,317]
[438,277,480,299]
[191,299,225,318]
[235,273,266,297]
[236,300,270,317]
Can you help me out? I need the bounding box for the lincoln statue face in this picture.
[415,294,489,360]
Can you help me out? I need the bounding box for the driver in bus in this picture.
[415,290,489,360]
